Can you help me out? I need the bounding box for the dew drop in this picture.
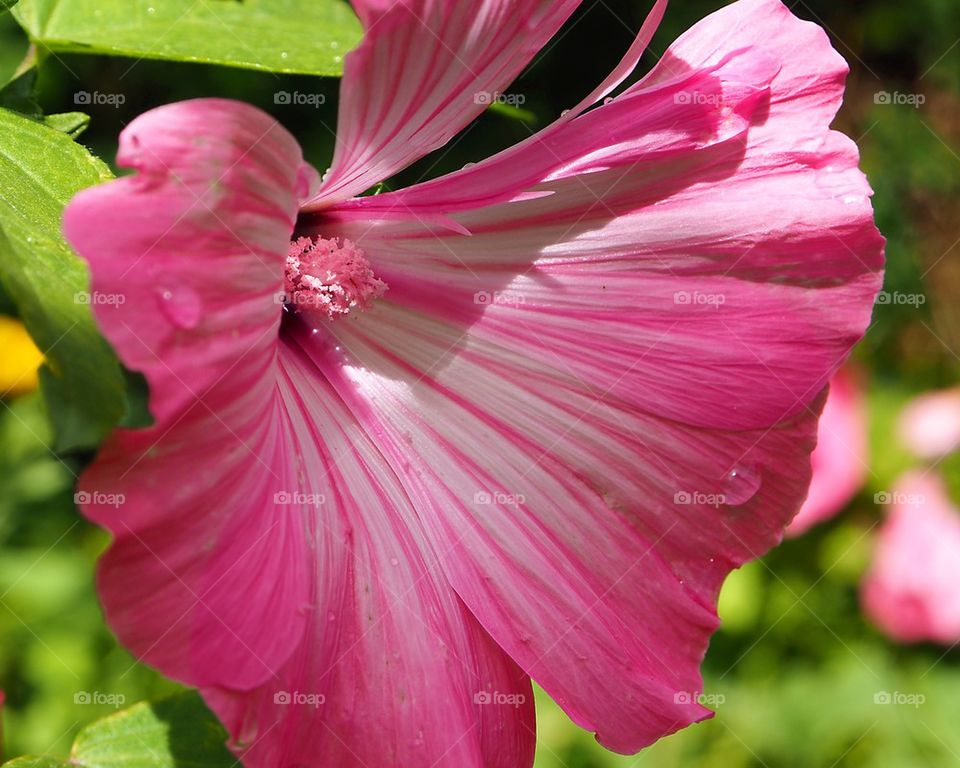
[280,51,289,59]
[330,41,340,49]
[327,611,336,622]
[603,96,614,105]
[390,557,399,566]
[721,464,762,506]
[146,6,155,14]
[333,55,343,64]
[560,109,571,116]
[157,287,201,330]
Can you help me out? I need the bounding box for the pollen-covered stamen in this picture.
[283,235,387,320]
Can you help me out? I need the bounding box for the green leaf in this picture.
[43,111,90,138]
[0,68,39,116]
[12,0,362,75]
[0,107,125,449]
[1,0,20,12]
[1,692,236,768]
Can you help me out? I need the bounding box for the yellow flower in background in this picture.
[0,316,43,397]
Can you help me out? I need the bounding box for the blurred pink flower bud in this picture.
[862,472,960,645]
[898,387,960,459]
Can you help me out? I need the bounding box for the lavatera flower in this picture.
[64,0,884,765]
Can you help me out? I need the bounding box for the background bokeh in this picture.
[1,0,959,765]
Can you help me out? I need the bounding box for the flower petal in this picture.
[305,0,611,206]
[205,340,535,768]
[299,304,820,752]
[64,99,310,688]
[300,0,883,750]
[316,0,884,435]
[786,370,868,536]
[65,98,534,768]
[862,473,960,645]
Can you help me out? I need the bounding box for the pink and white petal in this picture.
[294,0,883,749]
[204,338,535,768]
[305,0,595,207]
[64,99,314,689]
[316,0,883,433]
[898,387,960,459]
[787,369,868,536]
[323,52,776,216]
[298,305,820,752]
[66,99,534,767]
[637,0,849,155]
[861,473,960,645]
[64,98,307,426]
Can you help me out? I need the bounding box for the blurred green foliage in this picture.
[1,0,959,765]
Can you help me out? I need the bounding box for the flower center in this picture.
[283,236,386,320]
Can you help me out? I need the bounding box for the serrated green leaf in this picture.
[12,0,361,75]
[2,692,235,768]
[0,107,125,449]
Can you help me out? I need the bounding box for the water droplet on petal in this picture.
[390,557,399,566]
[722,464,762,506]
[603,96,614,105]
[462,162,477,170]
[157,287,201,330]
[560,109,571,116]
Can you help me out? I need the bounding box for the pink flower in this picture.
[63,0,883,764]
[862,473,960,645]
[786,369,868,536]
[898,387,960,459]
